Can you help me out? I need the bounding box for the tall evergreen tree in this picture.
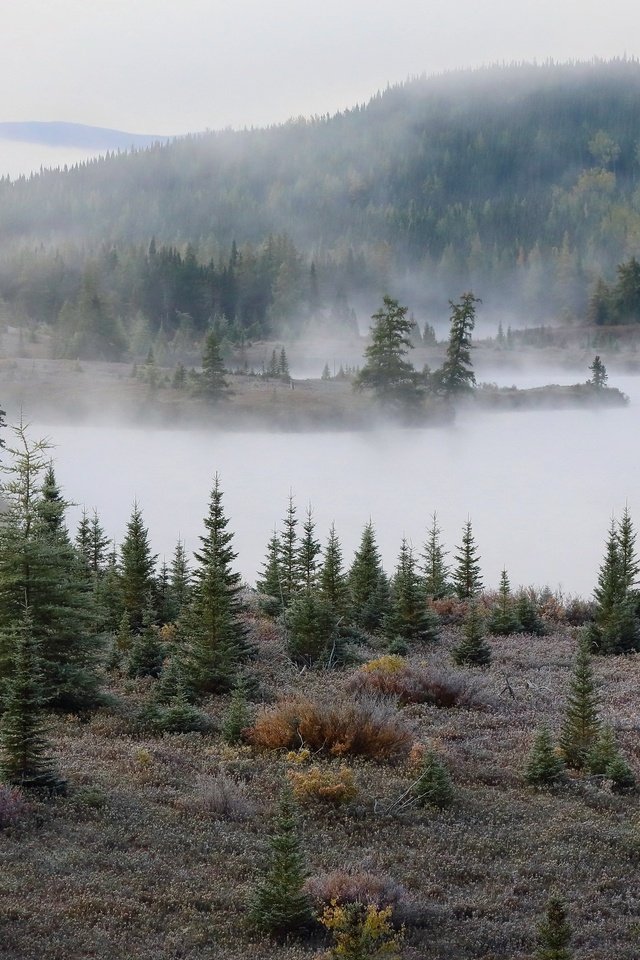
[421,512,451,599]
[120,502,157,633]
[183,475,247,694]
[452,600,491,666]
[488,569,521,635]
[536,895,572,960]
[198,332,229,400]
[524,725,566,788]
[437,292,480,397]
[248,786,313,937]
[348,521,390,633]
[384,538,440,645]
[588,515,640,654]
[166,538,191,622]
[588,355,608,389]
[319,524,349,618]
[256,530,284,613]
[353,295,423,411]
[279,494,300,606]
[298,504,321,591]
[559,639,601,769]
[453,519,483,599]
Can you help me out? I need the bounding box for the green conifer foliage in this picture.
[183,475,247,694]
[559,640,601,769]
[256,530,284,615]
[127,603,165,679]
[353,295,423,411]
[421,512,451,599]
[162,538,191,623]
[385,539,440,645]
[298,505,321,591]
[413,750,454,808]
[222,675,251,744]
[515,592,546,635]
[588,355,608,389]
[590,514,640,654]
[248,787,313,937]
[319,524,349,618]
[605,753,636,793]
[452,602,491,666]
[198,332,229,400]
[524,725,565,788]
[488,569,521,635]
[437,292,480,397]
[453,519,483,599]
[120,502,157,634]
[586,725,636,790]
[0,609,62,792]
[279,494,301,607]
[348,522,390,633]
[535,895,572,960]
[285,590,336,666]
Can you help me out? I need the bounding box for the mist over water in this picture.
[32,370,640,599]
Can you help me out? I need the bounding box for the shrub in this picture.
[146,688,211,734]
[0,784,30,828]
[536,894,572,960]
[305,870,414,925]
[288,764,357,806]
[319,900,403,959]
[185,773,255,821]
[246,695,412,762]
[285,591,336,665]
[412,750,454,808]
[525,725,566,788]
[222,676,252,744]
[347,660,477,708]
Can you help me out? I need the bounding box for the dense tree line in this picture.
[3,60,640,340]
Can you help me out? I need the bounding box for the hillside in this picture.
[2,60,640,345]
[0,121,167,151]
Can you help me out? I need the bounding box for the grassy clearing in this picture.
[0,623,639,959]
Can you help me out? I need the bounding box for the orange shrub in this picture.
[245,695,412,762]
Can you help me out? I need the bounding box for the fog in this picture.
[25,369,639,599]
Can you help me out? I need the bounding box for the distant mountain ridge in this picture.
[0,121,169,150]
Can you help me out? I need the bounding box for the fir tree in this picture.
[589,515,640,654]
[452,601,491,666]
[559,639,601,769]
[0,609,62,792]
[588,355,607,389]
[256,530,284,613]
[120,502,157,633]
[183,475,247,694]
[165,538,191,622]
[319,524,349,618]
[421,512,451,599]
[413,750,454,808]
[348,521,390,633]
[278,346,290,380]
[536,895,572,960]
[298,504,321,591]
[516,591,546,635]
[524,725,565,788]
[488,569,521,635]
[453,519,483,599]
[587,725,636,791]
[89,510,110,576]
[285,590,336,666]
[127,602,165,679]
[384,538,440,645]
[248,786,313,937]
[437,292,480,397]
[75,509,92,575]
[198,332,229,400]
[617,505,639,593]
[279,494,300,606]
[353,295,423,411]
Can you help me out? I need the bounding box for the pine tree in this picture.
[437,292,480,397]
[453,519,483,599]
[348,521,390,633]
[279,494,300,606]
[524,725,565,788]
[319,524,349,618]
[384,538,440,645]
[298,505,321,591]
[452,601,491,666]
[413,750,454,808]
[0,608,62,792]
[248,786,313,937]
[353,295,423,411]
[421,512,451,599]
[183,475,247,694]
[0,428,103,712]
[198,332,229,399]
[559,639,601,769]
[536,895,572,960]
[120,502,157,633]
[488,569,521,635]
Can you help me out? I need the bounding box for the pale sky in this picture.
[0,0,638,135]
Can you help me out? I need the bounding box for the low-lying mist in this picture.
[25,369,640,599]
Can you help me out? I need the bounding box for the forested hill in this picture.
[2,59,640,343]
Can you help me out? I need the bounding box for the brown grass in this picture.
[346,658,480,709]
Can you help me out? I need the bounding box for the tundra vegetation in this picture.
[0,422,638,959]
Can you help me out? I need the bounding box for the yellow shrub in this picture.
[288,764,357,806]
[362,655,406,674]
[320,899,402,958]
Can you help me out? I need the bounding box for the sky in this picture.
[0,0,638,136]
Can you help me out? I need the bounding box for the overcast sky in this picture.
[1,0,638,135]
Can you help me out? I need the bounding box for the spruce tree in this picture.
[617,505,639,593]
[248,786,313,937]
[128,602,165,679]
[319,524,349,619]
[589,514,640,654]
[222,675,251,744]
[588,355,607,389]
[413,750,454,808]
[256,530,284,614]
[120,502,157,633]
[348,521,390,633]
[198,332,229,400]
[166,538,191,622]
[535,895,572,960]
[516,591,546,635]
[421,512,451,599]
[525,725,565,788]
[587,725,636,791]
[0,609,62,792]
[183,475,247,694]
[453,519,483,599]
[437,292,480,397]
[279,494,301,606]
[298,504,321,591]
[452,601,491,666]
[353,295,423,412]
[488,569,521,635]
[384,538,440,646]
[285,590,336,666]
[559,639,601,769]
